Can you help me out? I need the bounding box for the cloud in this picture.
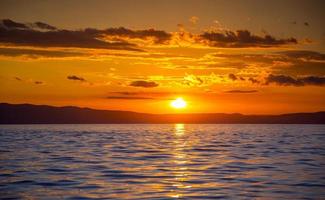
[291,21,310,27]
[183,74,204,86]
[265,74,325,86]
[34,22,57,30]
[265,74,304,86]
[98,27,171,44]
[1,19,174,51]
[0,20,171,47]
[129,80,159,88]
[67,75,86,82]
[13,76,44,85]
[0,27,139,51]
[14,77,22,81]
[107,91,173,100]
[189,16,199,25]
[280,50,325,61]
[213,51,325,76]
[110,92,141,96]
[200,30,297,47]
[249,77,260,84]
[180,73,224,87]
[300,76,325,86]
[1,19,56,30]
[273,51,325,76]
[228,73,237,81]
[109,91,173,96]
[0,47,85,58]
[0,19,300,53]
[0,19,172,45]
[225,90,258,93]
[34,81,43,84]
[106,96,155,100]
[1,19,28,29]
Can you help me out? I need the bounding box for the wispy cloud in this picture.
[200,30,297,48]
[228,73,237,81]
[67,75,86,82]
[106,96,155,100]
[225,90,258,93]
[0,47,85,58]
[129,80,159,88]
[265,74,325,86]
[0,19,299,53]
[13,76,44,85]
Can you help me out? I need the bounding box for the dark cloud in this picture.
[96,27,171,44]
[1,19,300,51]
[0,27,139,51]
[225,90,258,93]
[107,91,174,100]
[265,74,325,86]
[109,91,175,97]
[249,77,260,84]
[0,20,137,51]
[129,80,159,88]
[34,81,43,84]
[200,30,297,48]
[300,76,325,86]
[207,61,248,69]
[281,62,325,76]
[1,19,28,29]
[107,96,155,100]
[110,92,141,96]
[290,21,310,27]
[0,19,172,51]
[1,19,56,31]
[14,77,22,81]
[274,51,325,76]
[0,47,85,58]
[183,74,204,86]
[266,74,303,86]
[214,51,325,65]
[34,22,57,30]
[67,75,86,82]
[280,50,325,61]
[228,73,237,81]
[213,51,325,76]
[13,76,43,85]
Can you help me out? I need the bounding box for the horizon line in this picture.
[1,102,324,116]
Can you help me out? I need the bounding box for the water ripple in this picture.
[0,124,325,199]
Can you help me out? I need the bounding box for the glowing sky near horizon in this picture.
[0,0,324,114]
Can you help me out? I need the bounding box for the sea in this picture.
[0,124,324,199]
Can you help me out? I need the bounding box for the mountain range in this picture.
[0,103,324,124]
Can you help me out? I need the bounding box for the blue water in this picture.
[0,124,324,199]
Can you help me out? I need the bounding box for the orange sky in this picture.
[0,0,324,114]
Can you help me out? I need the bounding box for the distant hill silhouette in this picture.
[0,103,324,124]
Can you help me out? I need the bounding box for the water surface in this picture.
[0,124,324,199]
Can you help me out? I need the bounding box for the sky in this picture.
[0,0,324,114]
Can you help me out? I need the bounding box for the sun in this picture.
[171,97,187,109]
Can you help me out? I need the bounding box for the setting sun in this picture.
[171,97,187,109]
[0,1,324,200]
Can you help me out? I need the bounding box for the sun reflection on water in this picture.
[174,124,185,136]
[169,124,192,198]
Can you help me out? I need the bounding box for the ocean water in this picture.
[0,124,324,199]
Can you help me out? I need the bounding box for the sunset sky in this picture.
[0,0,324,114]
